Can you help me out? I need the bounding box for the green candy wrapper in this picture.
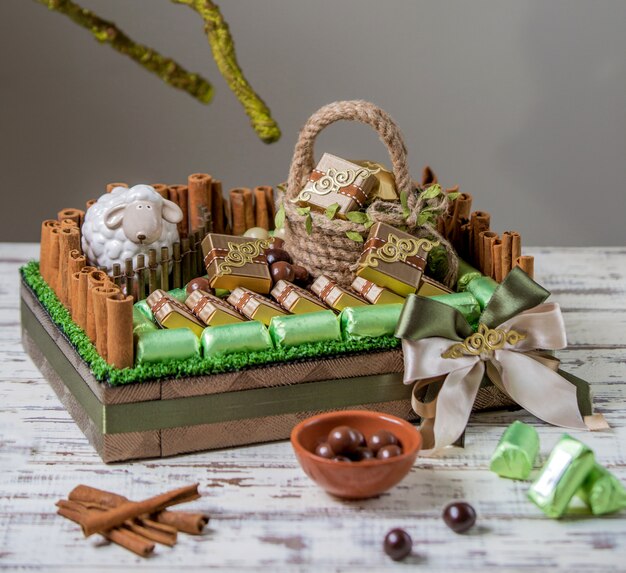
[202,321,273,357]
[132,306,158,336]
[429,292,481,328]
[578,463,626,515]
[456,259,483,292]
[134,299,154,322]
[340,304,403,340]
[168,288,189,303]
[269,311,341,348]
[136,327,201,364]
[489,421,539,480]
[466,276,499,310]
[528,434,596,518]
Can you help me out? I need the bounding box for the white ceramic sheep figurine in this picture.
[82,184,183,273]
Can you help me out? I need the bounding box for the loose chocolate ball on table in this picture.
[327,425,362,456]
[315,442,334,459]
[265,248,292,266]
[442,502,477,533]
[270,261,295,283]
[383,528,412,561]
[377,444,403,460]
[186,276,211,294]
[367,430,400,454]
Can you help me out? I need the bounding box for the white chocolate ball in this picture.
[242,227,270,239]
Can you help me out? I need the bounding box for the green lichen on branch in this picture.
[36,0,214,104]
[172,0,281,143]
[20,261,399,386]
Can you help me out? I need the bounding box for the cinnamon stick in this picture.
[263,185,276,230]
[93,285,120,359]
[515,255,534,279]
[242,188,254,230]
[470,211,491,267]
[210,180,224,234]
[188,173,212,232]
[168,185,189,238]
[85,199,97,211]
[57,208,85,227]
[80,484,200,537]
[106,182,128,193]
[70,272,81,320]
[253,186,270,230]
[152,183,169,200]
[86,270,108,343]
[48,227,62,295]
[69,484,209,536]
[223,198,232,235]
[106,294,134,368]
[480,231,498,278]
[57,227,81,308]
[448,192,473,242]
[492,239,503,282]
[501,231,514,277]
[511,231,522,264]
[75,266,96,330]
[39,220,60,284]
[229,189,246,235]
[421,165,438,187]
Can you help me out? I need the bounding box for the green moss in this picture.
[20,261,401,386]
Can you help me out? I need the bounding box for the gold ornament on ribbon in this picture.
[217,239,271,275]
[294,166,380,203]
[361,235,439,268]
[441,324,527,359]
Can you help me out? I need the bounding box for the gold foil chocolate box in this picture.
[185,289,246,326]
[351,276,406,305]
[293,153,380,217]
[202,233,272,294]
[146,289,206,338]
[310,275,368,312]
[271,280,330,314]
[356,222,439,296]
[227,287,289,325]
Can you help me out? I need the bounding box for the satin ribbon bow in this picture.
[396,267,605,456]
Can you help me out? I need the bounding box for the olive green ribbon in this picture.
[396,267,607,454]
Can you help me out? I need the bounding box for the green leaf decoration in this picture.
[364,219,375,229]
[345,231,364,243]
[417,208,436,226]
[296,206,311,216]
[345,211,370,224]
[274,203,285,229]
[421,184,442,200]
[400,191,410,218]
[305,214,313,235]
[447,192,461,201]
[276,183,287,194]
[325,203,340,220]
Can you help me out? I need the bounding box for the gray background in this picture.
[2,0,625,245]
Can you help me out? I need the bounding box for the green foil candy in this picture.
[489,421,539,480]
[269,311,341,348]
[466,276,499,310]
[168,288,189,303]
[134,299,154,322]
[136,327,201,364]
[132,306,158,337]
[202,321,273,357]
[578,463,626,515]
[340,304,403,340]
[528,434,596,518]
[428,292,481,329]
[456,259,483,292]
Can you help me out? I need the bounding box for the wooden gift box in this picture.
[20,278,416,463]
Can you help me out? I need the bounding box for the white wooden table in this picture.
[1,244,625,572]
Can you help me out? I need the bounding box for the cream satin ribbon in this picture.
[402,303,595,456]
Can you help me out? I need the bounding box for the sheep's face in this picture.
[104,197,183,245]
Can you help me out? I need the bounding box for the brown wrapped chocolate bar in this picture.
[310,275,368,312]
[356,222,439,296]
[271,280,330,314]
[147,289,206,337]
[292,153,379,218]
[227,287,289,325]
[201,233,272,293]
[351,276,406,305]
[185,289,246,326]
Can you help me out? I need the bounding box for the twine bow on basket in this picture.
[395,267,609,456]
[283,100,458,287]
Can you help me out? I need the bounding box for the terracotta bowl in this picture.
[290,410,422,499]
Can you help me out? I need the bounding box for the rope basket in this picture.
[283,100,458,287]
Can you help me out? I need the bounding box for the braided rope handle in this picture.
[286,100,412,200]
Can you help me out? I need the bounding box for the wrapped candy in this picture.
[146,289,205,338]
[456,259,483,292]
[185,289,245,326]
[340,304,403,340]
[227,287,289,325]
[269,311,341,348]
[271,280,329,314]
[528,434,595,518]
[577,464,626,515]
[310,275,368,312]
[136,328,201,364]
[416,275,453,297]
[428,292,481,329]
[466,276,499,310]
[351,276,405,306]
[489,421,539,480]
[201,321,273,357]
[132,306,158,337]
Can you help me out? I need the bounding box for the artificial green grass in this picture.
[20,261,401,386]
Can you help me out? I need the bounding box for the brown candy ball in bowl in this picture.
[290,410,422,499]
